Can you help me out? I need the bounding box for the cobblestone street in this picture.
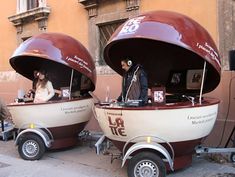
[0,139,234,177]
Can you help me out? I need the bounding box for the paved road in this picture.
[0,140,234,177]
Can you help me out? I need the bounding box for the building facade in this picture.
[0,0,234,146]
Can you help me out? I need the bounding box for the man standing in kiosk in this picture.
[117,58,148,106]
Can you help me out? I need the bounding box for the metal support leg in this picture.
[95,135,106,155]
[225,126,235,148]
[1,120,4,132]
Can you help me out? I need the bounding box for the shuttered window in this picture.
[27,0,39,10]
[98,21,125,65]
[17,0,46,13]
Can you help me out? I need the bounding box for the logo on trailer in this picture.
[119,16,145,35]
[108,116,127,136]
[154,91,164,103]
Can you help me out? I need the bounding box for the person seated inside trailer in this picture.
[117,57,148,106]
[33,70,55,103]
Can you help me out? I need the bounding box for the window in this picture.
[9,0,50,35]
[27,0,39,10]
[17,0,46,13]
[79,0,140,74]
[98,21,125,65]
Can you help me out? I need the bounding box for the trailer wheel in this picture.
[230,152,235,163]
[18,134,45,160]
[127,152,166,177]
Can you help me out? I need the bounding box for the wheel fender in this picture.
[122,142,174,171]
[15,128,52,148]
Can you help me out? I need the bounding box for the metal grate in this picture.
[98,21,125,65]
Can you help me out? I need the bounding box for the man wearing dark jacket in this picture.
[117,58,148,105]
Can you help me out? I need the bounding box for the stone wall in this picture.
[218,0,235,70]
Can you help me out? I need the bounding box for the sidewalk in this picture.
[0,140,234,177]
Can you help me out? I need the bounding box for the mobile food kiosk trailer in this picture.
[8,32,96,160]
[93,11,221,177]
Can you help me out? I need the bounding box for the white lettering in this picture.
[196,42,221,67]
[65,56,92,73]
[119,16,145,35]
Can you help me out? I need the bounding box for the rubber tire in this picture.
[230,152,235,163]
[18,134,45,160]
[127,152,166,177]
